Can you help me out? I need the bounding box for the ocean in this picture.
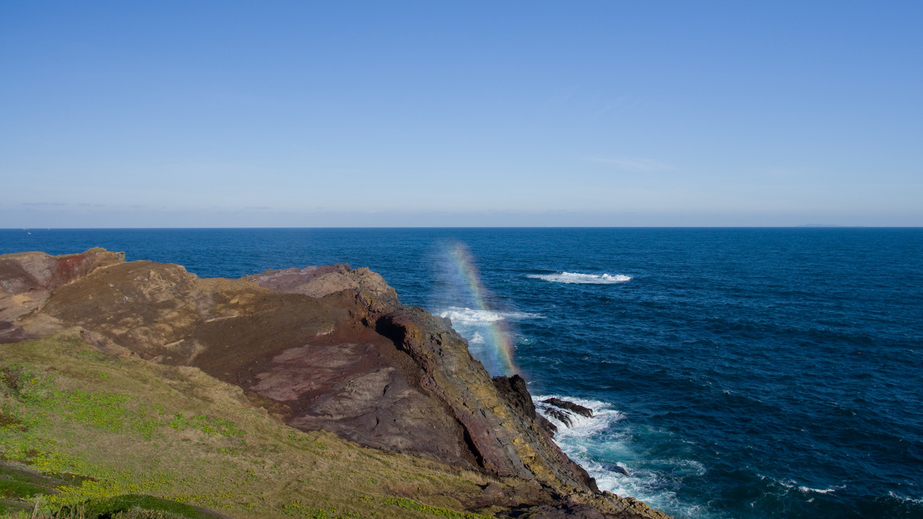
[2,228,921,519]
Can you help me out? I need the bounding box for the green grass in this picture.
[0,463,86,515]
[378,498,490,519]
[0,331,502,519]
[50,494,226,519]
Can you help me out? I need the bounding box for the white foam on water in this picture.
[528,272,632,284]
[533,394,715,519]
[798,486,837,494]
[438,307,543,323]
[759,475,846,497]
[888,491,923,505]
[533,394,624,437]
[503,311,545,320]
[436,306,541,376]
[440,307,504,323]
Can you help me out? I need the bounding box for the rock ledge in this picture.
[0,249,671,519]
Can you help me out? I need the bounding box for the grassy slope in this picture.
[0,330,500,519]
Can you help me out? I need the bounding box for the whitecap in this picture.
[759,476,844,497]
[470,332,485,344]
[798,486,837,494]
[440,307,503,323]
[888,491,923,505]
[438,307,543,323]
[528,272,631,284]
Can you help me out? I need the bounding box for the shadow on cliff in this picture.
[0,250,671,519]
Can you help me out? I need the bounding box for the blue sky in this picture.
[2,2,921,227]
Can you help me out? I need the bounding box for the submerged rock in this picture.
[601,462,631,477]
[543,406,576,427]
[543,397,595,418]
[536,398,595,430]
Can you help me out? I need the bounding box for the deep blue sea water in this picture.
[2,228,921,519]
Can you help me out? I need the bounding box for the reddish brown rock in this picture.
[0,249,671,519]
[376,309,598,491]
[0,249,123,342]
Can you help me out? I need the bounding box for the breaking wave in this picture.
[799,486,838,495]
[534,395,624,435]
[533,394,712,519]
[528,272,631,284]
[439,307,543,323]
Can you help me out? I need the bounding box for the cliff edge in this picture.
[0,249,670,519]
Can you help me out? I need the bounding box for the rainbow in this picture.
[447,242,520,376]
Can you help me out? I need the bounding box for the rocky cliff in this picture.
[0,249,670,519]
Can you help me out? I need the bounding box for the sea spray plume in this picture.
[441,242,520,377]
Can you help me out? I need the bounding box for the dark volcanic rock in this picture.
[537,398,595,431]
[543,407,574,427]
[494,374,537,420]
[602,463,631,477]
[537,414,558,437]
[494,374,560,445]
[376,308,599,492]
[543,398,594,418]
[255,324,480,467]
[0,250,670,519]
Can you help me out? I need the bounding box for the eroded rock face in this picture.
[0,249,124,343]
[0,249,671,519]
[249,264,401,315]
[376,309,598,492]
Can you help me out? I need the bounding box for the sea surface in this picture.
[2,228,922,519]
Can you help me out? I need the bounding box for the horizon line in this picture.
[6,225,923,231]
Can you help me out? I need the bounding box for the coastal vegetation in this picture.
[0,249,669,519]
[0,332,495,518]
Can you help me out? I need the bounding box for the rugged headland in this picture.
[0,249,670,519]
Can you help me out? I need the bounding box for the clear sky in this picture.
[2,2,921,227]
